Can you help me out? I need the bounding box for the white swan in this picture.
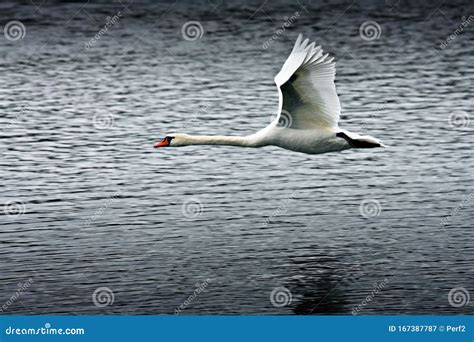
[154,34,384,154]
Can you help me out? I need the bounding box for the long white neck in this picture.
[177,133,264,147]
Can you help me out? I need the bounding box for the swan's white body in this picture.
[155,34,384,154]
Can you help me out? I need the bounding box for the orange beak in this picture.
[154,138,170,148]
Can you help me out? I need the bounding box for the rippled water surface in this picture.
[1,0,473,315]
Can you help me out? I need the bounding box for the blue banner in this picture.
[0,316,472,342]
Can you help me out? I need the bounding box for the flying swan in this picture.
[154,34,384,155]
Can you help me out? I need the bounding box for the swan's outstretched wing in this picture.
[274,34,341,129]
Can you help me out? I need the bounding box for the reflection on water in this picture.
[291,256,350,315]
[0,0,473,315]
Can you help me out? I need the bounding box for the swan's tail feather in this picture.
[353,136,385,148]
[336,131,385,148]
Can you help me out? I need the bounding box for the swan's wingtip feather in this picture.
[301,38,310,49]
[292,33,304,53]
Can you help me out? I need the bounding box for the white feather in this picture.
[274,33,341,129]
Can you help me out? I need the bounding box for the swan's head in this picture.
[154,133,188,148]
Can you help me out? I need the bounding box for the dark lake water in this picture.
[0,0,473,315]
